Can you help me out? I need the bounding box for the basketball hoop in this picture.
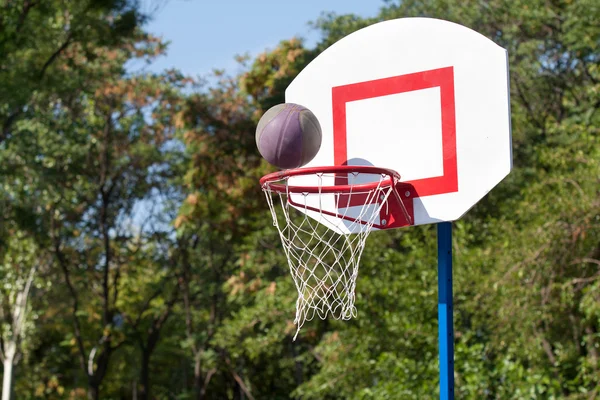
[260,166,413,339]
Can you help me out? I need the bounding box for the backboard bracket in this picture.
[378,182,416,229]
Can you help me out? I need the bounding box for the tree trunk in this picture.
[1,266,36,400]
[289,340,303,388]
[194,357,202,400]
[137,300,175,400]
[87,385,99,400]
[139,351,150,400]
[1,344,16,400]
[194,356,204,400]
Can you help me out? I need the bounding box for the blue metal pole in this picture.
[437,222,454,400]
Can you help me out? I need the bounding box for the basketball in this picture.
[255,103,322,169]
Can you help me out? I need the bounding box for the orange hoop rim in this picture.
[260,165,401,194]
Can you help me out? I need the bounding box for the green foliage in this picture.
[0,0,147,143]
[1,0,599,398]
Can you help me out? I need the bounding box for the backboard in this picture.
[285,17,512,233]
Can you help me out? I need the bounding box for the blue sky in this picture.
[141,0,384,77]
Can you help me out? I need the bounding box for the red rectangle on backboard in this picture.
[332,66,458,198]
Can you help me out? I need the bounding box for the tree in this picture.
[46,70,186,398]
[288,1,600,398]
[174,39,325,399]
[175,68,266,399]
[1,0,598,396]
[0,0,144,143]
[0,229,48,400]
[1,23,187,394]
[118,203,184,399]
[0,2,149,397]
[175,1,599,398]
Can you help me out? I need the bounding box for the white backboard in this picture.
[286,17,512,233]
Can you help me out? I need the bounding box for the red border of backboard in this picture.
[331,66,458,197]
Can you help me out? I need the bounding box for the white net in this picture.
[262,171,394,340]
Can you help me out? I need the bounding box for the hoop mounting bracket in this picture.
[378,182,416,229]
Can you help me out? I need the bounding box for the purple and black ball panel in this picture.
[256,103,322,169]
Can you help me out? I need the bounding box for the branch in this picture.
[585,326,599,373]
[201,368,217,396]
[513,76,546,131]
[130,288,164,329]
[224,357,255,400]
[98,111,113,190]
[1,110,22,143]
[568,274,600,286]
[541,335,557,365]
[179,246,197,354]
[111,259,121,311]
[99,112,114,329]
[39,32,73,80]
[12,264,37,339]
[0,1,38,46]
[146,287,179,353]
[495,243,549,286]
[88,339,103,376]
[153,287,179,332]
[104,162,128,203]
[534,323,559,372]
[581,59,599,86]
[92,339,113,384]
[570,258,600,267]
[52,228,87,373]
[13,350,22,366]
[16,1,38,34]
